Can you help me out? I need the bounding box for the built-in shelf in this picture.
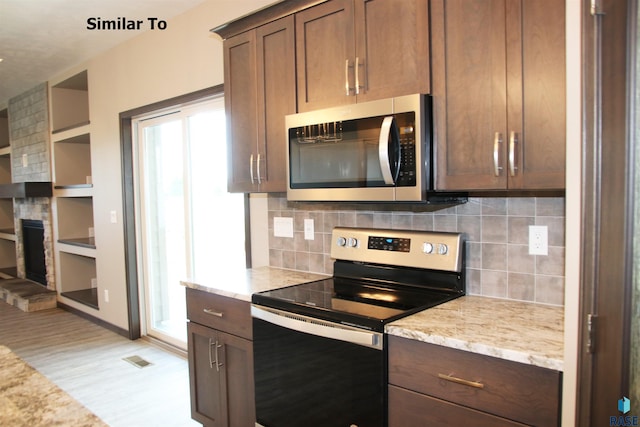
[54,184,93,189]
[55,197,94,240]
[51,121,91,135]
[50,71,90,133]
[58,237,96,249]
[61,288,98,310]
[58,251,97,309]
[0,239,16,271]
[53,132,92,187]
[0,109,9,150]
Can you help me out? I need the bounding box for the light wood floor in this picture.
[0,301,200,427]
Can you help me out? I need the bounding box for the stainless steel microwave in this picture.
[286,94,433,202]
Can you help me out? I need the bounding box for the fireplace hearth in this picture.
[22,220,46,286]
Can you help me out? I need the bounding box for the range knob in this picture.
[437,243,448,255]
[423,242,434,254]
[347,237,358,248]
[336,236,347,247]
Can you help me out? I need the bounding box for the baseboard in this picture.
[57,302,130,339]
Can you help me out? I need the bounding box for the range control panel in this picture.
[331,227,464,273]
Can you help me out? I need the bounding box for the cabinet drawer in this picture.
[389,385,526,427]
[388,335,561,426]
[186,288,252,339]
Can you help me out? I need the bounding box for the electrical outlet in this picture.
[529,225,548,256]
[22,154,28,167]
[110,210,117,224]
[104,289,109,303]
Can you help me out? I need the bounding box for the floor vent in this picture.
[123,355,152,368]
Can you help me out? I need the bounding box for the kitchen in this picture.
[0,0,635,426]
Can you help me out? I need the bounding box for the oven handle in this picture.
[251,305,383,350]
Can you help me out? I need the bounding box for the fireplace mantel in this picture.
[0,182,52,199]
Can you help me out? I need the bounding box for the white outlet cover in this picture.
[529,225,549,256]
[304,218,314,240]
[274,217,293,238]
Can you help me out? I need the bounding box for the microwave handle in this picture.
[379,116,401,185]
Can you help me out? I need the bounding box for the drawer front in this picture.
[389,385,527,427]
[388,335,561,426]
[186,288,252,339]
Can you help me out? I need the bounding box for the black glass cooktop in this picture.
[252,277,459,332]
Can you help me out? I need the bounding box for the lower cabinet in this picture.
[186,289,255,427]
[388,335,562,427]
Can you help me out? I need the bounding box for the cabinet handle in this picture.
[438,373,485,389]
[249,153,255,184]
[214,340,223,372]
[256,153,262,184]
[203,308,224,318]
[355,57,361,95]
[208,338,215,369]
[493,132,503,177]
[345,59,352,96]
[508,131,518,177]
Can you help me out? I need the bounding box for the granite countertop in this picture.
[181,266,329,302]
[386,295,564,371]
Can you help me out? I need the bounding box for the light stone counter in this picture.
[181,266,329,302]
[386,295,564,371]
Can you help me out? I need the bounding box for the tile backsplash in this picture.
[267,195,565,306]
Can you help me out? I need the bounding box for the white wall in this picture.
[563,1,581,424]
[48,0,276,330]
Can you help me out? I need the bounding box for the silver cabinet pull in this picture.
[203,308,224,317]
[256,153,262,184]
[508,131,518,177]
[345,59,353,96]
[249,153,255,184]
[355,57,362,95]
[208,338,215,369]
[214,341,223,372]
[493,132,503,176]
[438,373,485,389]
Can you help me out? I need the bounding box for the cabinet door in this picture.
[188,322,225,426]
[255,16,296,192]
[506,0,565,189]
[431,0,509,190]
[354,0,430,103]
[225,31,258,193]
[296,0,355,112]
[217,330,255,427]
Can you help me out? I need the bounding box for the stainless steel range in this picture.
[252,227,465,427]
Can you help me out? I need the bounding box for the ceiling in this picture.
[0,0,209,108]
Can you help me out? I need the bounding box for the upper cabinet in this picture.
[224,16,295,193]
[296,0,430,112]
[431,0,566,190]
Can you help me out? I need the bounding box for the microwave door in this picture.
[378,116,401,185]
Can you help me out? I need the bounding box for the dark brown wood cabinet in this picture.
[431,0,565,190]
[224,16,295,193]
[388,335,562,426]
[186,288,255,427]
[295,0,430,112]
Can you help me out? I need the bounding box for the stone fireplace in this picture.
[8,83,56,291]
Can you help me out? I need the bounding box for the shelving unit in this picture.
[58,251,98,309]
[50,70,98,311]
[50,70,90,133]
[0,109,16,273]
[52,130,92,188]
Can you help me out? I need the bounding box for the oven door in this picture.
[252,306,386,427]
